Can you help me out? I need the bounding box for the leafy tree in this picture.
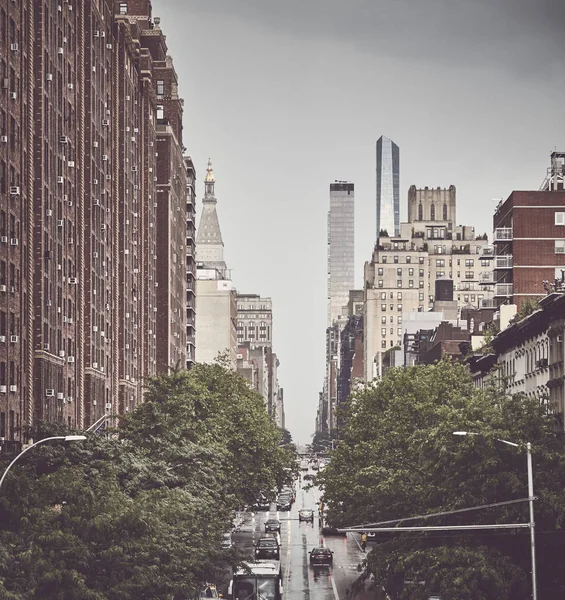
[317,360,565,599]
[0,365,296,598]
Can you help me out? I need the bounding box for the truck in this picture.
[228,561,283,600]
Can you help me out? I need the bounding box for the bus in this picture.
[228,561,283,600]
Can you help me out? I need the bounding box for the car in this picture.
[276,495,292,511]
[199,583,219,600]
[254,537,280,560]
[263,531,281,546]
[265,518,281,533]
[309,547,333,566]
[298,509,314,522]
[220,532,233,548]
[303,473,314,481]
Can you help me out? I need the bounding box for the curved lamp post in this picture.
[0,435,87,493]
[454,431,537,600]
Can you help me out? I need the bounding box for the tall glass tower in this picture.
[327,182,355,326]
[376,136,400,238]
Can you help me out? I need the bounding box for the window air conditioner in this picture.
[57,220,64,227]
[10,335,18,343]
[43,343,49,350]
[0,285,5,292]
[68,356,75,363]
[0,335,5,343]
[9,92,16,100]
[10,43,18,51]
[9,186,20,195]
[46,73,53,81]
[0,386,6,393]
[10,385,17,392]
[0,136,7,143]
[67,83,73,90]
[10,238,18,245]
[57,176,64,184]
[57,392,64,400]
[92,362,98,369]
[59,350,65,358]
[46,389,55,397]
[68,277,77,284]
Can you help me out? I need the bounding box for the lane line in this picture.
[330,568,340,600]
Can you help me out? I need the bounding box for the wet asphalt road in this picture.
[233,473,381,600]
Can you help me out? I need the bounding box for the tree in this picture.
[317,360,565,599]
[0,366,297,598]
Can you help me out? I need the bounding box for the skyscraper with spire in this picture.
[195,160,237,367]
[376,136,400,238]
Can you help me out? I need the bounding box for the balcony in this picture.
[480,298,497,309]
[494,283,513,297]
[479,245,495,259]
[478,271,494,285]
[494,227,513,241]
[494,255,513,269]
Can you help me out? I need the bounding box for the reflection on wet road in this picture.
[233,474,373,600]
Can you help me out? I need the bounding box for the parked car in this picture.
[309,547,333,566]
[265,518,281,533]
[254,537,280,560]
[298,509,314,522]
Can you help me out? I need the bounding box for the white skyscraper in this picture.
[327,181,355,326]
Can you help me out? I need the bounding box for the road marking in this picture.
[330,570,340,600]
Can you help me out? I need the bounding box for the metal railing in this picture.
[494,227,513,241]
[494,255,513,269]
[494,283,513,297]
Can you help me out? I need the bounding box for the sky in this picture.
[157,0,565,445]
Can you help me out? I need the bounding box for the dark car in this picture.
[276,495,292,511]
[254,537,280,560]
[264,518,281,533]
[298,509,314,522]
[303,473,314,481]
[309,547,333,566]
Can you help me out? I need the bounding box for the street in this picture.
[233,474,381,600]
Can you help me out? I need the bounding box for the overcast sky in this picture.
[157,0,565,445]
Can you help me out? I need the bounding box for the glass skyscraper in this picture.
[327,182,355,326]
[376,136,400,238]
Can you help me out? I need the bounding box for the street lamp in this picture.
[454,431,537,600]
[0,435,87,493]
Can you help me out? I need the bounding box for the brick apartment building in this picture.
[486,190,565,309]
[0,0,194,449]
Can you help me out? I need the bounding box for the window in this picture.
[464,295,469,303]
[418,204,423,220]
[481,259,490,267]
[378,268,383,276]
[419,280,424,288]
[397,292,402,299]
[156,80,165,98]
[381,316,386,324]
[436,259,445,267]
[419,256,425,264]
[156,105,164,120]
[465,271,474,279]
[443,203,448,220]
[419,269,425,277]
[397,328,402,336]
[381,328,387,337]
[406,256,411,263]
[382,256,387,264]
[119,3,128,14]
[397,316,402,325]
[409,280,414,288]
[465,259,474,267]
[555,240,565,254]
[430,204,435,220]
[378,280,383,288]
[397,304,402,312]
[394,256,399,264]
[419,293,425,301]
[381,292,386,300]
[397,280,402,288]
[436,271,445,278]
[381,304,386,311]
[397,268,402,276]
[408,268,414,276]
[471,295,476,302]
[381,340,387,349]
[556,212,565,226]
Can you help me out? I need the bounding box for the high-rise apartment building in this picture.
[376,136,400,238]
[0,0,193,448]
[485,187,565,309]
[236,294,273,346]
[185,157,197,368]
[327,182,354,326]
[364,185,493,381]
[195,161,237,367]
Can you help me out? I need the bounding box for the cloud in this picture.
[175,0,565,76]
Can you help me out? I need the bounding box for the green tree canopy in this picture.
[317,360,565,599]
[0,364,297,599]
